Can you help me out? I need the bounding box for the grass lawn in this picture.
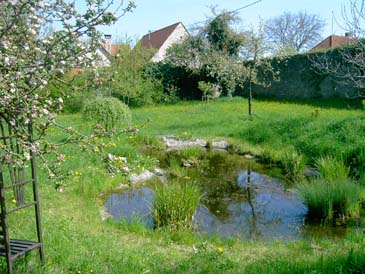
[2,97,365,273]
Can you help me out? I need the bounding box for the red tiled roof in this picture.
[140,22,181,50]
[311,35,357,51]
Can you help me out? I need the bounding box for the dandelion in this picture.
[217,246,224,253]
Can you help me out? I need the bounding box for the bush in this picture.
[82,97,131,131]
[297,178,363,221]
[153,181,201,230]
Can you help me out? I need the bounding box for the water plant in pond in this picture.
[153,181,202,230]
[297,178,363,221]
[168,158,188,178]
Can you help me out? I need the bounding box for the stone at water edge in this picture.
[100,207,113,221]
[243,154,255,159]
[130,170,155,185]
[154,167,166,176]
[212,140,228,150]
[161,135,207,149]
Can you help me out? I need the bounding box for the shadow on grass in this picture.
[161,247,365,274]
[250,96,363,110]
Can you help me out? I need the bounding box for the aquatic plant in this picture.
[153,181,201,230]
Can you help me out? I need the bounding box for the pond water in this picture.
[104,150,360,241]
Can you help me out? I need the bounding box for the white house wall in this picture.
[95,48,111,67]
[151,23,189,62]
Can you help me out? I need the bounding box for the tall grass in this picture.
[297,179,363,221]
[153,181,201,230]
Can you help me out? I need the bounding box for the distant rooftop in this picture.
[140,22,182,50]
[311,33,357,51]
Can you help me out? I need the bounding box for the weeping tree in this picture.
[0,0,135,189]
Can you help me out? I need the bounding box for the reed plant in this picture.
[153,181,201,230]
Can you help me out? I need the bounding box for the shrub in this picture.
[315,155,349,181]
[82,97,131,131]
[153,181,201,230]
[297,178,363,221]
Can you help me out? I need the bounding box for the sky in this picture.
[94,0,350,43]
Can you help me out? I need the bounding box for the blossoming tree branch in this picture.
[0,0,135,180]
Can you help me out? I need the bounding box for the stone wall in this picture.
[248,50,357,99]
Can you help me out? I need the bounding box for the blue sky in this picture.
[95,0,348,42]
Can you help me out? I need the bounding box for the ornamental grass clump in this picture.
[297,155,364,222]
[82,97,131,131]
[153,181,201,230]
[297,178,363,221]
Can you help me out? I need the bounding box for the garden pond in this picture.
[103,149,363,241]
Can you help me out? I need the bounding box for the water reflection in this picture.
[104,186,154,228]
[194,166,308,240]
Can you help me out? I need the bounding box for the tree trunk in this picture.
[249,79,252,116]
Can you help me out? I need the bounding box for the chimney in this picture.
[103,34,112,53]
[345,32,352,38]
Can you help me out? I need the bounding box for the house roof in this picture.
[140,22,183,50]
[311,34,357,51]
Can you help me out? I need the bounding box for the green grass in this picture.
[2,97,365,273]
[133,97,365,178]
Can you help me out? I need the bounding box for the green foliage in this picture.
[82,97,131,131]
[43,72,92,113]
[206,12,244,56]
[315,155,350,181]
[153,181,201,230]
[164,12,248,97]
[145,61,203,100]
[297,178,363,221]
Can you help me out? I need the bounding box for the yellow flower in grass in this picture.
[217,246,224,253]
